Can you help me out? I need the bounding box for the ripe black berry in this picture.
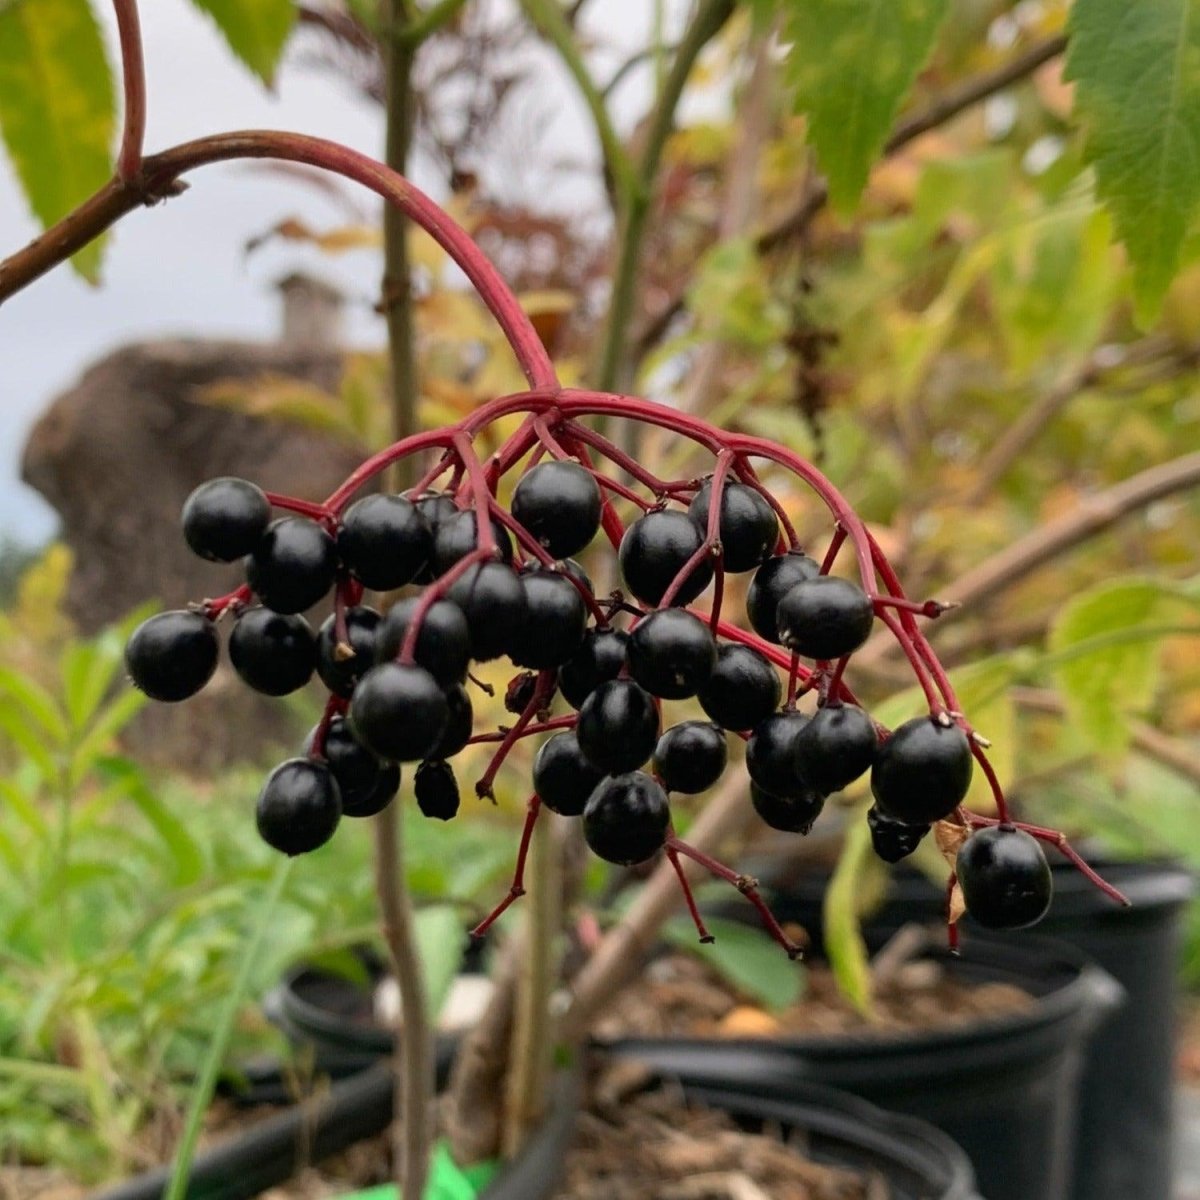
[866,805,929,864]
[229,608,316,696]
[688,480,778,572]
[871,717,973,824]
[431,510,514,577]
[256,759,342,855]
[576,679,660,774]
[751,783,825,835]
[558,628,628,709]
[337,494,432,590]
[415,760,461,821]
[559,558,594,595]
[428,684,473,759]
[448,562,527,661]
[510,571,588,669]
[125,610,219,702]
[628,609,717,700]
[618,510,713,606]
[746,709,809,798]
[957,826,1053,930]
[246,518,338,614]
[697,643,781,731]
[350,663,449,762]
[793,704,878,794]
[317,606,381,698]
[583,772,670,865]
[182,477,271,563]
[776,576,875,661]
[652,722,727,794]
[746,552,820,643]
[533,731,603,816]
[511,460,602,558]
[375,598,471,688]
[315,717,399,818]
[413,492,460,584]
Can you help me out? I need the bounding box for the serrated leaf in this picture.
[188,0,296,85]
[0,0,114,281]
[1066,0,1200,323]
[782,0,951,211]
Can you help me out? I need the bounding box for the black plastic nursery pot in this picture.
[760,857,1194,1200]
[605,935,1120,1200]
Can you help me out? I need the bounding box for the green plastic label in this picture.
[338,1140,500,1200]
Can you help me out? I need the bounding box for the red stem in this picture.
[467,715,577,746]
[666,843,714,944]
[471,796,542,938]
[264,491,333,523]
[398,547,492,663]
[819,526,847,576]
[474,671,556,800]
[113,0,147,184]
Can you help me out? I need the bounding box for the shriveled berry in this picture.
[229,608,316,696]
[688,480,778,572]
[558,628,628,709]
[697,643,781,731]
[256,759,341,855]
[746,710,809,798]
[511,461,602,559]
[125,610,219,703]
[350,663,449,762]
[375,598,471,688]
[448,562,527,661]
[871,717,973,825]
[505,671,539,714]
[957,826,1053,930]
[431,510,513,577]
[314,717,399,818]
[627,609,717,700]
[793,704,878,794]
[618,510,713,606]
[583,772,670,866]
[776,576,875,661]
[317,606,380,698]
[746,552,819,643]
[533,731,603,816]
[413,493,460,584]
[182,477,271,563]
[416,760,461,821]
[510,570,588,669]
[653,722,727,794]
[751,783,825,835]
[866,805,929,864]
[338,495,432,590]
[576,679,660,774]
[246,518,338,614]
[428,684,473,759]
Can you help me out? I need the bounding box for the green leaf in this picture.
[1065,0,1200,323]
[661,915,805,1011]
[782,0,951,211]
[822,808,882,1017]
[415,904,468,1020]
[0,700,58,781]
[188,0,297,85]
[0,666,67,745]
[0,0,115,282]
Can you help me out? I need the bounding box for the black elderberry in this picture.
[510,570,588,669]
[125,610,219,703]
[866,805,929,864]
[533,731,604,816]
[792,704,878,794]
[428,684,473,760]
[687,480,778,572]
[746,709,809,798]
[246,517,338,614]
[316,606,381,698]
[256,759,342,856]
[697,643,781,731]
[576,679,660,774]
[776,575,875,661]
[871,716,973,825]
[511,460,602,559]
[229,608,316,696]
[314,717,399,818]
[751,783,826,835]
[627,609,716,700]
[375,597,471,689]
[431,510,514,577]
[413,493,460,584]
[182,477,271,563]
[415,760,461,821]
[746,551,820,643]
[337,494,432,590]
[652,722,727,794]
[350,663,449,762]
[957,825,1053,930]
[583,772,670,866]
[447,562,527,661]
[618,510,713,606]
[558,628,628,709]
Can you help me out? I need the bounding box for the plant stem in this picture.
[163,858,292,1200]
[112,0,146,183]
[397,0,470,45]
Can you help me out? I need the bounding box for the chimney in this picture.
[276,272,345,351]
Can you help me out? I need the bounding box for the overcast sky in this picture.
[0,1,687,545]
